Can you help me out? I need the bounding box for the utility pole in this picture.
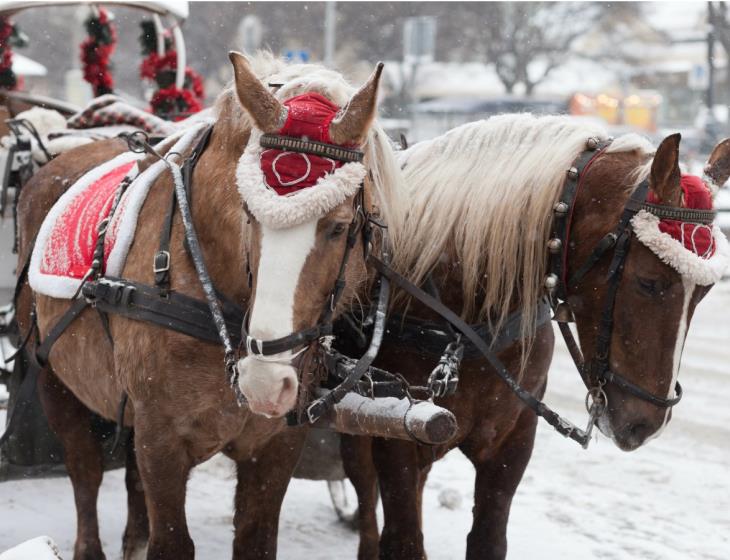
[708,8,715,111]
[324,2,336,67]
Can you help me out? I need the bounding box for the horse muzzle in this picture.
[236,356,299,417]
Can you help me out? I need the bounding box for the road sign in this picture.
[403,16,436,64]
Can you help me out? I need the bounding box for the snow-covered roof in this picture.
[0,0,188,20]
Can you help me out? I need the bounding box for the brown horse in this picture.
[15,52,402,560]
[333,117,730,559]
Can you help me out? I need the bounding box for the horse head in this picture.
[229,52,388,417]
[568,134,730,450]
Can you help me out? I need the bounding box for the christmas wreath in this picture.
[81,8,116,97]
[0,16,28,90]
[139,19,204,119]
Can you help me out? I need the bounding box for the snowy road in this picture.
[1,282,729,559]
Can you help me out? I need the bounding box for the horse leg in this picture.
[133,418,194,560]
[122,437,150,560]
[371,438,426,560]
[230,427,307,560]
[341,435,380,560]
[37,368,106,560]
[460,410,538,560]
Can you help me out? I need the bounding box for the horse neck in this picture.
[189,125,250,302]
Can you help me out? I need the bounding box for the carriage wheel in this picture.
[327,479,360,530]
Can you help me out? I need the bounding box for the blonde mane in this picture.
[389,114,653,345]
[213,52,406,230]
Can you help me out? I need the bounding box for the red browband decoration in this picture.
[261,93,348,197]
[649,174,715,258]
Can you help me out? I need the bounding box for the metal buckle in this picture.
[153,250,170,273]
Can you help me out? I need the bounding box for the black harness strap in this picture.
[306,267,390,423]
[34,299,90,367]
[83,277,244,347]
[0,298,88,446]
[369,255,594,446]
[154,125,214,294]
[153,185,176,294]
[385,298,553,359]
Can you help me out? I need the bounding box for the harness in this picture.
[548,138,716,412]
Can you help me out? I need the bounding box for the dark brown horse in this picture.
[14,52,401,560]
[335,117,730,559]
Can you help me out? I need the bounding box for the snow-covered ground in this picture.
[1,282,729,559]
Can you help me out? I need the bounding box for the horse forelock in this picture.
[387,114,654,362]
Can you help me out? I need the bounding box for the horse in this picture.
[329,116,730,559]
[14,51,402,560]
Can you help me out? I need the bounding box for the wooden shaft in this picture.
[312,390,458,445]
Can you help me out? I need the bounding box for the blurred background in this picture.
[9,1,730,150]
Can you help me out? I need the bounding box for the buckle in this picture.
[153,250,170,273]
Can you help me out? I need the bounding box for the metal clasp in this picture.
[153,250,170,273]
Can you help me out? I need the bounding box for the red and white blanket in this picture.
[29,121,212,299]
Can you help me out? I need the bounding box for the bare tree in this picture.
[476,2,648,96]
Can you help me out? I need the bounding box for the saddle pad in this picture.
[29,121,212,299]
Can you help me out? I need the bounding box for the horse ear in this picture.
[704,137,730,196]
[649,133,682,206]
[228,51,285,133]
[329,62,384,146]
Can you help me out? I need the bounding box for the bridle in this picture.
[239,133,375,362]
[547,137,716,411]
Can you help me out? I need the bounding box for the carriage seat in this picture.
[3,94,213,163]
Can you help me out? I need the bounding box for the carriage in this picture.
[0,3,729,560]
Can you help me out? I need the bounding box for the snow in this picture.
[1,282,729,559]
[0,536,62,560]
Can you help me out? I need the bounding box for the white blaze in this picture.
[249,221,318,342]
[647,276,695,441]
[236,220,318,416]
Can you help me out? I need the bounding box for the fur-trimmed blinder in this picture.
[236,92,367,229]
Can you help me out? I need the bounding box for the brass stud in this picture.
[547,238,562,253]
[544,274,559,290]
[554,201,569,215]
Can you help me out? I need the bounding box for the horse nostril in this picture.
[629,422,654,443]
[281,375,295,394]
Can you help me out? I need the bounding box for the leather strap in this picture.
[35,298,89,366]
[83,277,244,347]
[385,298,553,360]
[154,125,214,295]
[369,255,593,446]
[154,184,175,294]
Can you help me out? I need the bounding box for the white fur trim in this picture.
[236,128,365,229]
[701,172,723,197]
[631,210,730,285]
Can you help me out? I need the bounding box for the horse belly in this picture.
[36,294,122,421]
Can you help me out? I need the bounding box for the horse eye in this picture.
[637,276,659,296]
[328,223,347,239]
